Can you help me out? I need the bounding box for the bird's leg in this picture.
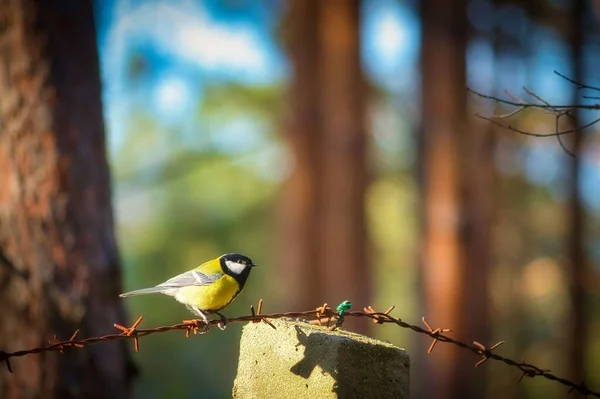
[187,305,210,332]
[215,312,229,331]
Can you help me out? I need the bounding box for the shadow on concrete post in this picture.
[233,318,410,398]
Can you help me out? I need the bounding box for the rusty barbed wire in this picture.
[0,300,597,397]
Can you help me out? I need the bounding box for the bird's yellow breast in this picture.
[174,274,241,312]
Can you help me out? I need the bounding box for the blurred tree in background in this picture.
[417,1,493,398]
[0,1,133,398]
[279,0,370,332]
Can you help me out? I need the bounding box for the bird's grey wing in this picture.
[157,270,223,288]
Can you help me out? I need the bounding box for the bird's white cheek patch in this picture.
[225,260,246,274]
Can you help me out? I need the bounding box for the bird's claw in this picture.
[199,321,210,334]
[189,306,212,333]
[216,313,229,331]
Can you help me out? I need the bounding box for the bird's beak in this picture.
[251,263,258,267]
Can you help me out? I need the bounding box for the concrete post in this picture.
[233,318,409,398]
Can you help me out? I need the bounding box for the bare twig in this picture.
[474,113,600,138]
[467,87,600,111]
[555,114,576,157]
[468,73,600,156]
[554,70,600,92]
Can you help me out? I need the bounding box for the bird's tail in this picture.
[119,287,170,298]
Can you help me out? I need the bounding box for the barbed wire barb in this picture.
[421,317,452,354]
[473,340,505,367]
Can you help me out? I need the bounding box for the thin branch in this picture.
[555,114,575,157]
[523,86,553,107]
[521,86,569,116]
[469,84,597,156]
[504,89,554,114]
[474,114,600,138]
[467,88,600,111]
[554,70,600,92]
[492,106,527,119]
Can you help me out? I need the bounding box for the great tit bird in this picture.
[119,253,256,330]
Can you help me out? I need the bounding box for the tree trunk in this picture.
[316,0,369,332]
[457,90,494,399]
[0,1,135,398]
[279,0,369,329]
[278,0,322,311]
[566,0,586,388]
[419,3,491,398]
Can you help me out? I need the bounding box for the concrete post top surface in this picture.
[233,318,410,399]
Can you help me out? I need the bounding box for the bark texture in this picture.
[0,1,134,398]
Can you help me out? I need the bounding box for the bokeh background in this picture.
[92,0,599,398]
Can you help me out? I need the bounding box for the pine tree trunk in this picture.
[317,0,369,332]
[418,3,492,398]
[279,0,369,328]
[278,0,322,311]
[0,1,135,398]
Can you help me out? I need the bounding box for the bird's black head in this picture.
[220,253,257,287]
